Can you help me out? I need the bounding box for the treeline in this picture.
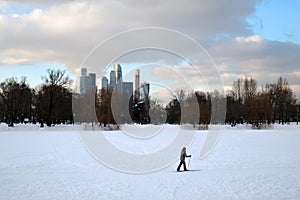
[0,69,299,127]
[90,76,299,127]
[0,69,73,127]
[226,77,298,127]
[165,76,299,127]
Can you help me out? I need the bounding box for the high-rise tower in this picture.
[114,64,122,82]
[115,64,123,93]
[89,73,96,87]
[102,77,108,90]
[81,68,87,76]
[80,68,96,94]
[140,82,150,100]
[135,69,140,101]
[109,70,116,89]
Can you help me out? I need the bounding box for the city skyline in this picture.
[100,64,150,103]
[79,67,97,94]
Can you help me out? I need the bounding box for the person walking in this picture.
[177,147,191,171]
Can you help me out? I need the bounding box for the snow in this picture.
[0,123,300,199]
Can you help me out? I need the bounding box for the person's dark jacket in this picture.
[180,151,191,161]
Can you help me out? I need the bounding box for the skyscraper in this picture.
[89,73,96,86]
[123,82,133,98]
[114,63,122,82]
[109,70,116,89]
[81,68,87,76]
[102,77,108,90]
[88,73,97,92]
[114,64,123,93]
[135,69,140,101]
[80,68,96,94]
[140,82,150,100]
[80,68,89,94]
[101,64,134,99]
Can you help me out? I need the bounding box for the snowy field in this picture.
[0,123,300,199]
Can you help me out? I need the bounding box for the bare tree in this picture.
[266,77,296,124]
[233,78,243,102]
[149,98,166,124]
[0,77,32,127]
[37,69,73,126]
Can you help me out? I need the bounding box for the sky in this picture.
[0,0,299,103]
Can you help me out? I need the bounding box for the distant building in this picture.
[101,64,148,101]
[109,70,116,89]
[123,82,133,98]
[80,68,97,94]
[101,77,108,90]
[135,69,140,101]
[81,68,87,76]
[89,73,96,86]
[114,64,122,82]
[115,64,123,93]
[100,65,152,124]
[140,82,150,100]
[80,76,90,94]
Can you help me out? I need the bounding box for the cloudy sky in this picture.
[0,0,299,101]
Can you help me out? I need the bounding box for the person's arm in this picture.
[187,154,191,157]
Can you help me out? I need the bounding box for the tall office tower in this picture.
[140,82,150,100]
[122,82,133,98]
[114,64,122,82]
[80,67,90,94]
[80,76,89,94]
[102,77,108,90]
[89,73,96,87]
[114,64,123,93]
[135,69,140,101]
[81,68,87,76]
[89,73,97,92]
[109,70,116,89]
[80,68,97,94]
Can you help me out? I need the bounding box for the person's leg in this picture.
[183,161,188,171]
[177,161,183,171]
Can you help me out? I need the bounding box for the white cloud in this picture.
[151,66,181,80]
[150,87,174,105]
[209,35,300,97]
[0,0,299,98]
[1,57,29,65]
[235,35,263,43]
[293,71,300,77]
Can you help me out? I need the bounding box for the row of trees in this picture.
[91,76,298,127]
[162,76,298,126]
[226,77,298,126]
[0,69,73,127]
[0,68,299,127]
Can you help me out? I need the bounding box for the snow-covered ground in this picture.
[0,123,300,199]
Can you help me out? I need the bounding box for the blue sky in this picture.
[248,0,300,44]
[0,0,299,99]
[0,63,77,88]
